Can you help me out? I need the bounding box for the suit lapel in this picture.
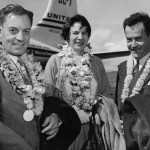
[129,60,150,92]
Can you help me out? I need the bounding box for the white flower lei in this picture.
[0,50,45,116]
[57,43,96,111]
[121,55,150,103]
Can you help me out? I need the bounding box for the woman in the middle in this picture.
[44,14,112,150]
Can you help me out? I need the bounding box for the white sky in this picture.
[0,0,150,71]
[77,0,150,71]
[77,0,150,53]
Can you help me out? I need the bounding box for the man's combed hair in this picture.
[0,4,33,26]
[123,12,150,36]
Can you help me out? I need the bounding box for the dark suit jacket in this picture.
[0,71,39,150]
[122,91,150,150]
[116,60,150,150]
[115,60,150,113]
[39,96,81,150]
[0,70,81,150]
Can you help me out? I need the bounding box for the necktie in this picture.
[133,60,139,77]
[17,57,30,83]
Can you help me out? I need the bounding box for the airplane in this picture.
[27,0,130,67]
[28,0,78,67]
[0,0,130,68]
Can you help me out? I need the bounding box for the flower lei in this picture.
[0,50,45,116]
[121,55,150,103]
[56,43,97,111]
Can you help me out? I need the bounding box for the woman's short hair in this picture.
[0,4,33,26]
[61,14,91,42]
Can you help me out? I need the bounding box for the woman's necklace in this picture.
[0,50,45,121]
[121,55,150,103]
[56,43,97,111]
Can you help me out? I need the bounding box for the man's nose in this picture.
[16,32,24,41]
[131,40,137,48]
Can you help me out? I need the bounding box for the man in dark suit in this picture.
[0,4,81,150]
[115,12,150,150]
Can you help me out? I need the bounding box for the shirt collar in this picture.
[133,52,150,70]
[7,54,19,64]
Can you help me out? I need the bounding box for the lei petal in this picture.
[56,43,97,111]
[121,55,150,103]
[0,50,45,116]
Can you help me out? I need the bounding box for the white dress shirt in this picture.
[133,52,150,71]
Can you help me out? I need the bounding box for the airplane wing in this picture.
[92,50,130,59]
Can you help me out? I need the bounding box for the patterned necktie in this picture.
[17,57,30,83]
[133,60,139,77]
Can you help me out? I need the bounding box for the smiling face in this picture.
[69,22,89,55]
[125,22,150,60]
[1,14,31,56]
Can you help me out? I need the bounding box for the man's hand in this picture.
[41,113,60,140]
